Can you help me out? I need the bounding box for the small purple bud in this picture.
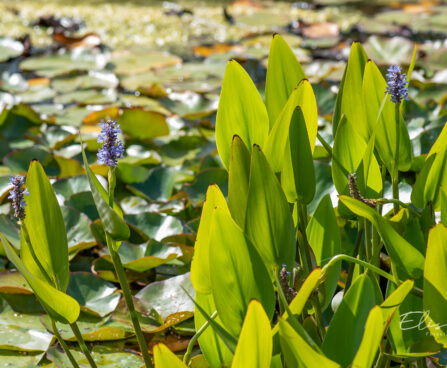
[385,65,409,104]
[8,176,28,220]
[97,120,125,167]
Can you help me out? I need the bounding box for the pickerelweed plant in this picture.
[1,165,97,368]
[81,120,153,368]
[1,33,447,368]
[153,35,447,367]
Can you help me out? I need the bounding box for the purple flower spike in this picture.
[97,120,124,167]
[8,176,28,220]
[385,65,409,104]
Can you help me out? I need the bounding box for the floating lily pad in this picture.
[0,351,44,367]
[125,212,182,241]
[20,50,108,77]
[0,38,24,62]
[363,35,414,65]
[118,108,169,140]
[51,71,119,93]
[100,241,182,273]
[43,313,133,342]
[0,272,32,294]
[46,344,144,368]
[111,48,181,75]
[126,166,176,201]
[66,272,120,317]
[135,272,195,320]
[183,168,228,205]
[0,301,53,351]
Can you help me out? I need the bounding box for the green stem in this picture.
[364,219,372,262]
[392,103,401,214]
[317,132,333,157]
[183,311,217,365]
[69,322,97,368]
[296,201,312,275]
[345,224,364,293]
[376,198,421,216]
[321,254,423,298]
[50,318,80,368]
[106,168,153,368]
[296,202,326,339]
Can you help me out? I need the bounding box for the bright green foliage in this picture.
[340,196,424,278]
[194,292,233,368]
[280,107,315,204]
[265,33,306,127]
[332,116,382,200]
[322,275,376,367]
[215,60,269,170]
[245,146,296,270]
[209,206,275,336]
[362,60,412,173]
[423,224,447,347]
[351,306,383,368]
[279,318,340,368]
[264,79,318,171]
[23,160,69,291]
[153,343,187,368]
[412,122,447,210]
[190,184,229,294]
[232,300,272,368]
[332,42,368,139]
[306,195,340,309]
[228,136,251,229]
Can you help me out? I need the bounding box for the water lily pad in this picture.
[52,71,119,93]
[43,313,133,341]
[183,168,228,205]
[100,240,182,273]
[3,147,59,176]
[54,89,117,105]
[0,37,24,62]
[111,48,181,75]
[0,301,53,351]
[118,108,169,140]
[61,206,96,254]
[127,166,176,201]
[0,351,44,367]
[46,344,144,368]
[20,50,108,77]
[363,36,414,65]
[66,272,120,317]
[125,212,183,241]
[135,272,195,320]
[0,271,32,294]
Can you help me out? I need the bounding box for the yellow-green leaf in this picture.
[332,42,368,140]
[279,318,340,368]
[228,136,250,229]
[216,60,269,170]
[423,224,447,347]
[232,300,272,368]
[190,184,229,294]
[245,146,296,270]
[153,343,187,368]
[24,160,69,291]
[210,206,275,336]
[340,196,424,279]
[351,306,383,368]
[265,33,306,128]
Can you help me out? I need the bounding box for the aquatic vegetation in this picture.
[0,1,447,367]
